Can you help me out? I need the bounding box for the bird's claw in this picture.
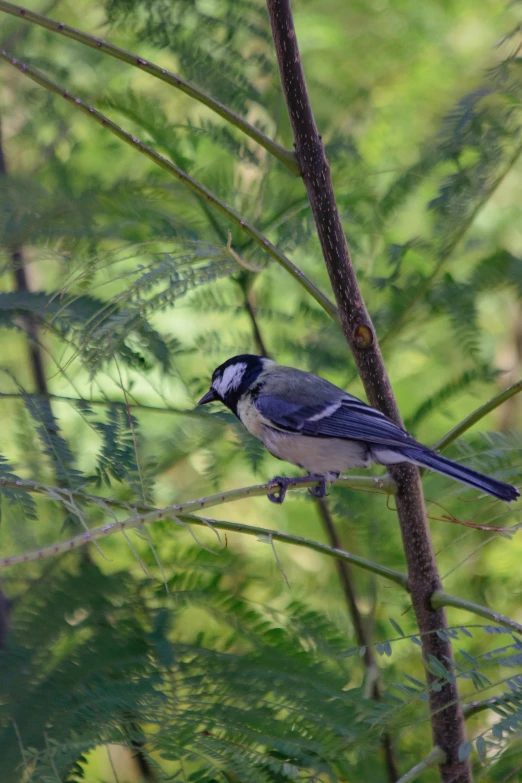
[267,475,329,503]
[307,478,327,499]
[267,476,293,504]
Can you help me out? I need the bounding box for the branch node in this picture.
[353,323,374,349]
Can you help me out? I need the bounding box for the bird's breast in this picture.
[237,396,272,439]
[259,426,372,475]
[237,396,372,475]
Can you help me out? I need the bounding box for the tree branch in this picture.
[0,507,409,589]
[265,2,470,780]
[431,590,522,636]
[463,693,519,719]
[1,476,518,635]
[0,473,394,512]
[433,378,522,453]
[241,279,272,359]
[0,391,211,416]
[0,116,48,396]
[316,497,399,781]
[394,747,447,783]
[0,0,299,175]
[0,49,337,320]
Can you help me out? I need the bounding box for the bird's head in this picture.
[198,354,272,412]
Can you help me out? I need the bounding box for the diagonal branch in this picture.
[0,0,299,175]
[265,2,470,780]
[395,747,447,783]
[0,507,409,587]
[2,475,521,633]
[3,490,521,637]
[0,49,337,320]
[433,378,522,453]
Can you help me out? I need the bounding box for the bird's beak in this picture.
[198,388,219,405]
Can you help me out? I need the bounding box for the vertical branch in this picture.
[0,116,48,396]
[498,309,522,432]
[0,114,49,657]
[316,498,399,782]
[0,588,10,649]
[240,274,272,359]
[265,3,470,781]
[10,250,48,395]
[126,720,157,782]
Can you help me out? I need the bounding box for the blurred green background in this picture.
[1,0,522,780]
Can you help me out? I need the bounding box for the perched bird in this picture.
[198,354,519,504]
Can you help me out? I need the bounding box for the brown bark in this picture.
[266,2,470,780]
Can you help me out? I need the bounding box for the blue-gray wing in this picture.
[255,393,417,447]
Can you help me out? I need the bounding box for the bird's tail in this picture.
[401,447,519,503]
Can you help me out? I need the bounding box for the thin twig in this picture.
[463,694,517,719]
[433,379,522,453]
[394,747,447,783]
[239,273,272,358]
[268,533,290,587]
[243,287,271,358]
[227,230,263,272]
[0,390,209,416]
[316,497,399,781]
[240,275,397,779]
[0,49,337,320]
[11,719,29,778]
[0,0,299,175]
[122,529,152,578]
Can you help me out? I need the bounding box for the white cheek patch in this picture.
[214,362,247,397]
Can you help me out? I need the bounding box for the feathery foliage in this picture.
[1,0,522,781]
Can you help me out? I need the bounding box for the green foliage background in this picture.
[1,0,522,780]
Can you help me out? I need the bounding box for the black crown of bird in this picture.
[199,354,519,505]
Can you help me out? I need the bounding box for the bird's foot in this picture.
[267,476,294,504]
[307,472,339,498]
[307,475,327,498]
[267,474,335,503]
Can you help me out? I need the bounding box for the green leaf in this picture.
[476,736,487,761]
[458,742,473,762]
[389,618,405,637]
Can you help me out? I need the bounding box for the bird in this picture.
[198,354,519,505]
